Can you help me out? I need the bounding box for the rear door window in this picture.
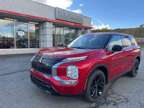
[129,36,138,46]
[121,36,131,47]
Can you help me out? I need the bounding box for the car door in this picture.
[121,36,135,72]
[107,35,126,79]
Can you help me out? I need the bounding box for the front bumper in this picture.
[31,75,57,94]
[31,69,83,95]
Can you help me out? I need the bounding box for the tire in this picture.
[85,70,106,102]
[128,59,140,77]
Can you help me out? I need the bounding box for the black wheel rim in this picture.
[90,75,105,98]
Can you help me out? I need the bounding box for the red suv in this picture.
[30,32,141,102]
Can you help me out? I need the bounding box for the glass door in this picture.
[15,22,28,48]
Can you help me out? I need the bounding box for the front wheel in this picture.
[85,70,106,102]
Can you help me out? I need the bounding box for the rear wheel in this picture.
[85,70,106,102]
[128,59,140,77]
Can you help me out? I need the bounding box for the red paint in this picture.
[55,19,91,29]
[0,10,91,29]
[31,48,140,95]
[30,33,141,95]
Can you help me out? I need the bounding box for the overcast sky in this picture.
[33,0,144,29]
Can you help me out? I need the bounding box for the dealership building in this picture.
[0,0,91,55]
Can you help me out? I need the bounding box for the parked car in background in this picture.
[30,32,141,102]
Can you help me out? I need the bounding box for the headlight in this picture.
[63,56,87,62]
[67,65,79,79]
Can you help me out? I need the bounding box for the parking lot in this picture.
[0,51,144,108]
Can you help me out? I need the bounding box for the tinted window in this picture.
[122,37,131,47]
[129,36,138,45]
[107,35,123,51]
[68,34,110,49]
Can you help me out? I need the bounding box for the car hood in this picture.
[39,47,106,58]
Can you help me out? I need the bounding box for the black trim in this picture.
[31,75,57,94]
[104,34,113,49]
[31,55,65,75]
[89,64,109,84]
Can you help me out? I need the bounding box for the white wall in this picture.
[0,0,55,19]
[0,49,39,55]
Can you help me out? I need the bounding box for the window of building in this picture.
[64,28,79,45]
[0,19,14,49]
[0,18,39,49]
[15,22,28,48]
[29,23,39,48]
[53,26,81,47]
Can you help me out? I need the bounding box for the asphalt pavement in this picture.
[0,51,144,108]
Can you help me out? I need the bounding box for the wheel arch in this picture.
[136,56,140,62]
[87,64,109,85]
[83,64,109,93]
[96,65,109,84]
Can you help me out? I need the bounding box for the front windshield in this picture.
[68,34,111,49]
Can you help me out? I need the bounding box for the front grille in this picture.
[32,62,52,75]
[31,55,64,75]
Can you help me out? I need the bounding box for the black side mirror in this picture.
[112,45,123,52]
